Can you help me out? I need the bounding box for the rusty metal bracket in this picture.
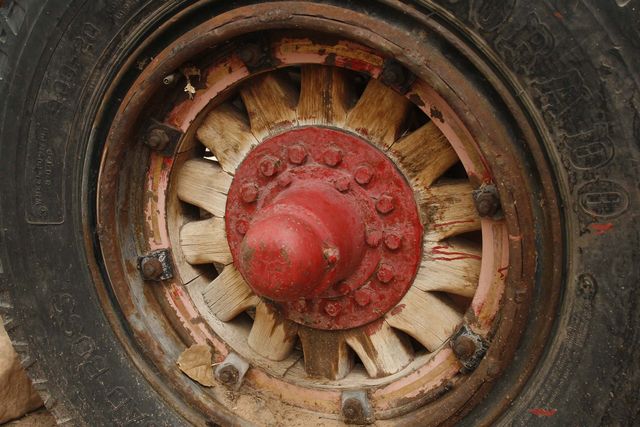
[143,119,183,156]
[215,352,250,390]
[341,390,374,425]
[380,59,415,94]
[450,325,489,373]
[138,249,173,281]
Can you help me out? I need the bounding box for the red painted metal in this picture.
[226,127,423,330]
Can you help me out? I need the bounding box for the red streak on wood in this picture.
[589,223,614,235]
[498,266,508,279]
[528,408,557,417]
[432,219,475,228]
[390,304,405,316]
[431,246,482,261]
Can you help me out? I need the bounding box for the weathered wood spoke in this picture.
[420,180,481,241]
[202,265,259,322]
[414,239,482,298]
[240,72,298,139]
[297,65,350,126]
[389,121,458,188]
[176,159,232,217]
[345,78,410,150]
[180,217,232,265]
[344,320,414,378]
[298,327,353,380]
[248,302,298,361]
[386,287,463,351]
[196,103,258,174]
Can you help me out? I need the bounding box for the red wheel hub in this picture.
[226,127,423,329]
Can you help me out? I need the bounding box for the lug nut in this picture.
[215,353,250,390]
[452,335,477,360]
[323,146,343,167]
[384,233,402,251]
[293,299,308,313]
[354,165,374,185]
[240,183,259,203]
[140,257,163,280]
[145,128,170,151]
[235,219,250,235]
[324,301,342,317]
[341,391,373,424]
[288,144,308,165]
[354,289,371,307]
[335,176,351,192]
[376,193,395,214]
[217,364,239,386]
[377,263,394,284]
[278,173,292,188]
[366,229,383,248]
[473,185,501,217]
[381,61,408,88]
[259,156,279,177]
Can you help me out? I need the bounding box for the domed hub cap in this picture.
[226,127,423,329]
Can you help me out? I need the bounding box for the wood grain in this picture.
[202,265,259,322]
[248,301,299,361]
[176,158,232,217]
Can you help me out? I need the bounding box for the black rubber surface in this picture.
[0,1,638,425]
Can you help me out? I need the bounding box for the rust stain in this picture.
[589,222,613,235]
[528,408,557,417]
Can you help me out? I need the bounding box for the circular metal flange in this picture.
[226,127,423,330]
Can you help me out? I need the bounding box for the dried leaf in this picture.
[177,344,215,387]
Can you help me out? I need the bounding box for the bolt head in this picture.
[354,289,371,306]
[218,364,239,385]
[236,219,250,235]
[381,63,406,86]
[384,233,402,251]
[240,183,259,203]
[323,146,343,167]
[238,43,263,67]
[376,193,395,214]
[324,301,342,317]
[452,336,477,360]
[259,156,279,177]
[146,128,170,151]
[474,189,500,217]
[342,398,364,421]
[288,144,308,164]
[335,176,351,192]
[366,229,383,247]
[140,257,163,280]
[354,165,374,185]
[377,263,394,284]
[278,173,292,188]
[293,299,308,312]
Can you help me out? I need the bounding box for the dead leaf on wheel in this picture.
[177,344,215,387]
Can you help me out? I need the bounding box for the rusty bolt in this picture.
[324,301,342,317]
[145,128,170,151]
[237,43,265,68]
[259,156,279,177]
[323,146,343,167]
[452,335,477,360]
[217,364,239,386]
[384,233,402,251]
[354,289,371,307]
[377,263,394,284]
[342,398,364,422]
[323,247,340,265]
[341,391,373,424]
[294,299,307,313]
[335,176,351,192]
[366,229,383,248]
[376,193,395,214]
[236,219,250,235]
[240,183,259,203]
[381,62,407,88]
[473,185,501,217]
[288,144,308,165]
[354,165,374,185]
[140,257,163,280]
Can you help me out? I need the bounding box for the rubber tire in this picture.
[0,1,638,425]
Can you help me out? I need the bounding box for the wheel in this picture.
[0,1,638,425]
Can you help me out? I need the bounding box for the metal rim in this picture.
[92,2,562,425]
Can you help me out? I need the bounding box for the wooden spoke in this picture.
[345,320,414,378]
[298,327,353,380]
[389,121,458,188]
[420,180,481,241]
[345,78,410,150]
[386,287,462,351]
[202,264,259,322]
[248,301,298,361]
[240,72,298,139]
[176,159,232,217]
[297,65,350,126]
[414,239,482,298]
[179,217,232,265]
[196,103,258,174]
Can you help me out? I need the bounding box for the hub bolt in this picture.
[278,173,292,188]
[384,233,402,251]
[366,229,383,247]
[259,156,279,177]
[473,184,501,217]
[377,263,395,284]
[376,193,395,214]
[354,165,374,185]
[288,144,308,164]
[240,183,259,203]
[235,219,250,235]
[323,146,343,167]
[354,289,371,307]
[324,301,342,317]
[145,128,170,151]
[294,299,308,312]
[335,176,351,192]
[140,257,163,280]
